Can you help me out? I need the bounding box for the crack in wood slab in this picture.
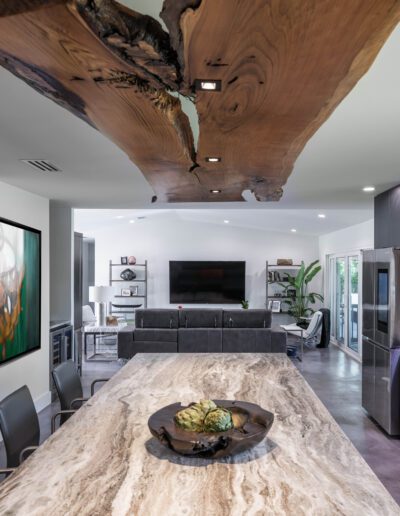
[75,0,181,91]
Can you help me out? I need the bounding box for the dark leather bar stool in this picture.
[0,385,40,478]
[51,360,108,433]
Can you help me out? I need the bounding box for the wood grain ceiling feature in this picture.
[0,1,399,203]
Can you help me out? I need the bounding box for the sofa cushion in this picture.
[223,328,272,352]
[223,309,272,328]
[178,328,222,352]
[134,328,177,343]
[135,309,178,329]
[178,309,223,328]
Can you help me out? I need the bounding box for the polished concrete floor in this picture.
[1,347,400,506]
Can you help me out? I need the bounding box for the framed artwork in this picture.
[121,288,131,296]
[121,256,128,265]
[0,217,41,365]
[129,285,139,296]
[271,300,281,313]
[267,300,273,310]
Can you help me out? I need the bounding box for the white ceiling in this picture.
[74,208,371,237]
[0,3,399,235]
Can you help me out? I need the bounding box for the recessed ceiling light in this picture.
[318,214,326,219]
[210,189,221,194]
[115,215,124,219]
[224,220,229,224]
[363,186,375,192]
[206,157,221,163]
[195,79,222,92]
[129,219,135,224]
[291,228,297,233]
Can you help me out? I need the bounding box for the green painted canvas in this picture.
[0,218,41,365]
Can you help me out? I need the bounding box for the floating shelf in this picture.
[110,263,146,267]
[111,279,146,282]
[114,295,145,298]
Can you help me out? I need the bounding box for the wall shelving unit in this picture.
[266,261,301,314]
[109,260,148,317]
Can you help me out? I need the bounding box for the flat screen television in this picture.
[0,217,41,365]
[169,261,245,304]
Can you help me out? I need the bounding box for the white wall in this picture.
[0,181,50,411]
[319,219,374,258]
[50,201,73,322]
[318,219,374,300]
[81,216,321,309]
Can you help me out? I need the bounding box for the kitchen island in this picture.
[0,353,398,515]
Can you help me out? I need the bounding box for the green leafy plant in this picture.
[278,260,323,321]
[241,300,249,309]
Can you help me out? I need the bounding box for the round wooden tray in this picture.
[148,400,274,458]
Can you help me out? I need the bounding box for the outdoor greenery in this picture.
[278,260,323,321]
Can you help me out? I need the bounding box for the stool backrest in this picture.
[0,385,40,468]
[52,361,83,420]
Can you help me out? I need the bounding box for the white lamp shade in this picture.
[89,286,114,303]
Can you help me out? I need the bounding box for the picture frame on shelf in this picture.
[129,285,139,296]
[121,256,128,265]
[271,300,281,313]
[267,300,273,310]
[121,288,131,296]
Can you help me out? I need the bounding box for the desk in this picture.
[0,354,397,515]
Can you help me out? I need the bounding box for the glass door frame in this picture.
[326,251,363,361]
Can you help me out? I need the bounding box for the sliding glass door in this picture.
[329,253,361,358]
[335,258,345,344]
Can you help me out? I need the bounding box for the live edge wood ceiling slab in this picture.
[0,1,399,202]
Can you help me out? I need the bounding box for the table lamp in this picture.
[89,286,114,326]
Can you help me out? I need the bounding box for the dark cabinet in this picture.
[49,323,74,401]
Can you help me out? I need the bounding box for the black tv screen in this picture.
[169,261,245,304]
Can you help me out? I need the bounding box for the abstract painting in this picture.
[0,217,41,365]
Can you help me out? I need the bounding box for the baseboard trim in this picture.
[34,390,52,413]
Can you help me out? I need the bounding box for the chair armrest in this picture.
[70,398,89,409]
[19,446,38,464]
[0,468,15,478]
[91,379,109,396]
[51,409,76,434]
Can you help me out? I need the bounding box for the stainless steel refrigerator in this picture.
[362,248,400,435]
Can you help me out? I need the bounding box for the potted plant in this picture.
[241,300,249,309]
[278,260,323,322]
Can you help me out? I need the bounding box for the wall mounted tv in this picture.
[0,217,41,366]
[169,261,245,304]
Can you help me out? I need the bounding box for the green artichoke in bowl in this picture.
[203,408,233,432]
[174,399,233,433]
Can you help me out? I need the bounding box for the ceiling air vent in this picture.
[20,159,61,172]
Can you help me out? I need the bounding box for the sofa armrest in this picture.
[117,325,135,359]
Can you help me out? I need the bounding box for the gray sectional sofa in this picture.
[118,308,286,359]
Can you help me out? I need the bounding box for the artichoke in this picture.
[203,408,233,432]
[175,399,217,432]
[175,400,233,433]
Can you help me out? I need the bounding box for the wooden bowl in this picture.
[148,400,274,458]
